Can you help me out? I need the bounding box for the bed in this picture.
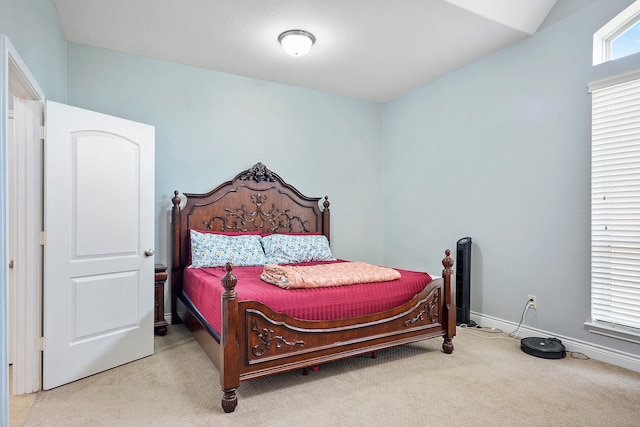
[170,162,455,413]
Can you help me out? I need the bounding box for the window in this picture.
[594,1,640,65]
[611,20,640,61]
[588,71,640,343]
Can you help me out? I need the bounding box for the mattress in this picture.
[183,260,433,334]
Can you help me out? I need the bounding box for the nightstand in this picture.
[154,264,169,335]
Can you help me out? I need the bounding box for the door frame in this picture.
[1,34,45,422]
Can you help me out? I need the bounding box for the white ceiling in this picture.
[52,0,557,103]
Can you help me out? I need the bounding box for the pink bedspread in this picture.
[261,262,401,289]
[183,260,432,334]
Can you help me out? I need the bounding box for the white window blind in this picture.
[591,76,640,331]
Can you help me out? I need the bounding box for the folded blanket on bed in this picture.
[260,261,401,289]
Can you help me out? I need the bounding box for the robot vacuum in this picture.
[521,337,566,359]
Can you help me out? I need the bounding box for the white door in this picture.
[43,101,155,389]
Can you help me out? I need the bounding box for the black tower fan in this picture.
[456,237,476,327]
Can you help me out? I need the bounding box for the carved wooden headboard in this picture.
[170,162,330,320]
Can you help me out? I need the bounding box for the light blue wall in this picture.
[383,0,640,355]
[66,44,385,268]
[0,0,67,102]
[0,1,67,424]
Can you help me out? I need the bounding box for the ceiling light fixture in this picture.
[278,30,316,57]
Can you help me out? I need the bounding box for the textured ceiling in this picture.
[53,0,557,103]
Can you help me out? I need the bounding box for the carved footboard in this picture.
[218,250,455,413]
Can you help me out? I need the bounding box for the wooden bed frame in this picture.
[170,162,455,413]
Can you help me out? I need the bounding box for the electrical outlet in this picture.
[528,295,537,309]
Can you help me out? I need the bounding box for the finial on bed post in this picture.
[441,249,455,354]
[442,249,453,275]
[172,190,181,208]
[221,262,238,296]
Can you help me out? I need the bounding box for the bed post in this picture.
[322,196,330,243]
[441,249,455,354]
[220,263,240,413]
[171,191,182,324]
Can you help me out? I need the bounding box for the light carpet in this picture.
[23,324,640,427]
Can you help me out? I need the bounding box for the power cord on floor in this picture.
[457,324,513,340]
[459,298,534,339]
[471,326,503,334]
[458,324,504,333]
[569,351,590,360]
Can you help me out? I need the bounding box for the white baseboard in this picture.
[163,309,640,373]
[470,312,640,373]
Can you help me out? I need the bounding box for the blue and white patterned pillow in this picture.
[262,234,336,265]
[190,230,266,267]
